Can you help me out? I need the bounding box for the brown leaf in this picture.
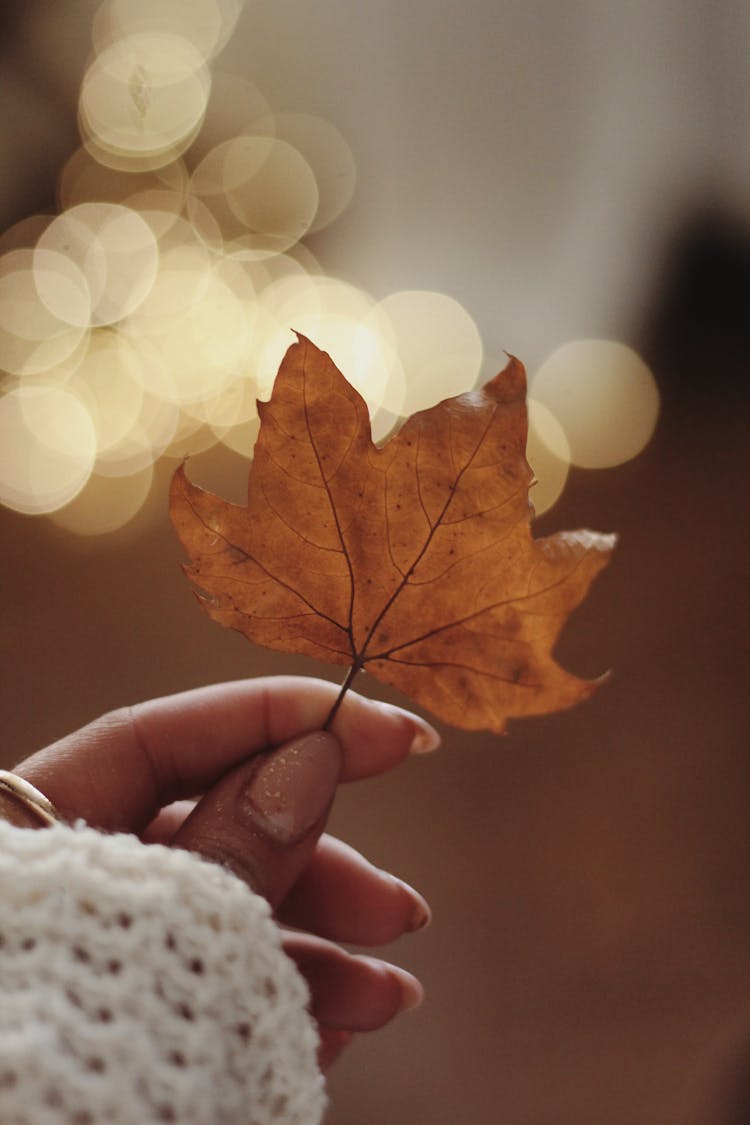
[170,335,616,732]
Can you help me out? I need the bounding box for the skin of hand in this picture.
[0,676,440,1069]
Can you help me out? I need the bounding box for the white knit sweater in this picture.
[0,820,326,1124]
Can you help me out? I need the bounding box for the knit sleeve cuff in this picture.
[0,819,326,1125]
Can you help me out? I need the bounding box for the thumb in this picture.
[171,731,342,908]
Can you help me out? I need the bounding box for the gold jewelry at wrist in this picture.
[0,770,59,827]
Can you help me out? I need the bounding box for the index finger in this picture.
[14,676,439,832]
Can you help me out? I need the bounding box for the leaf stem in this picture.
[324,661,363,729]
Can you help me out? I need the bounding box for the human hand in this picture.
[1,676,439,1069]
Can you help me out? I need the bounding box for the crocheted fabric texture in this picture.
[0,820,326,1124]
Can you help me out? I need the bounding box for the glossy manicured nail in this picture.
[392,877,432,931]
[408,722,441,754]
[408,891,432,932]
[376,703,441,754]
[390,967,424,1013]
[242,732,342,845]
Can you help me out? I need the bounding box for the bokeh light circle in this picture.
[58,147,188,211]
[530,339,660,468]
[51,462,154,536]
[0,384,97,514]
[37,203,160,326]
[64,330,147,456]
[189,72,271,163]
[366,290,483,416]
[189,136,319,257]
[31,248,92,329]
[92,0,245,61]
[0,252,89,375]
[254,111,357,233]
[526,398,571,515]
[79,32,211,165]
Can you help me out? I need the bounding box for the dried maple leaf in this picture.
[170,335,616,732]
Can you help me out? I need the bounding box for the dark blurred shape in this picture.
[0,0,89,232]
[640,208,750,404]
[635,207,750,1125]
[709,1027,750,1125]
[0,6,25,50]
[723,1078,750,1125]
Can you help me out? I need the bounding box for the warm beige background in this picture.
[1,4,749,1122]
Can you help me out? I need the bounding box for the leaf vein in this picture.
[184,497,348,637]
[361,403,499,656]
[370,551,588,659]
[260,479,344,555]
[301,347,357,657]
[381,656,542,689]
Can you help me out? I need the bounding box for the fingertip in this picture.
[277,837,431,945]
[286,936,424,1032]
[371,702,442,755]
[392,968,424,1013]
[359,958,424,1015]
[332,694,441,780]
[392,877,432,932]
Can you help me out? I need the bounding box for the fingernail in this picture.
[408,723,441,755]
[376,703,441,754]
[241,732,342,845]
[390,967,424,1013]
[407,889,432,931]
[392,877,432,931]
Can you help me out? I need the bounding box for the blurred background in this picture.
[1,2,748,1121]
